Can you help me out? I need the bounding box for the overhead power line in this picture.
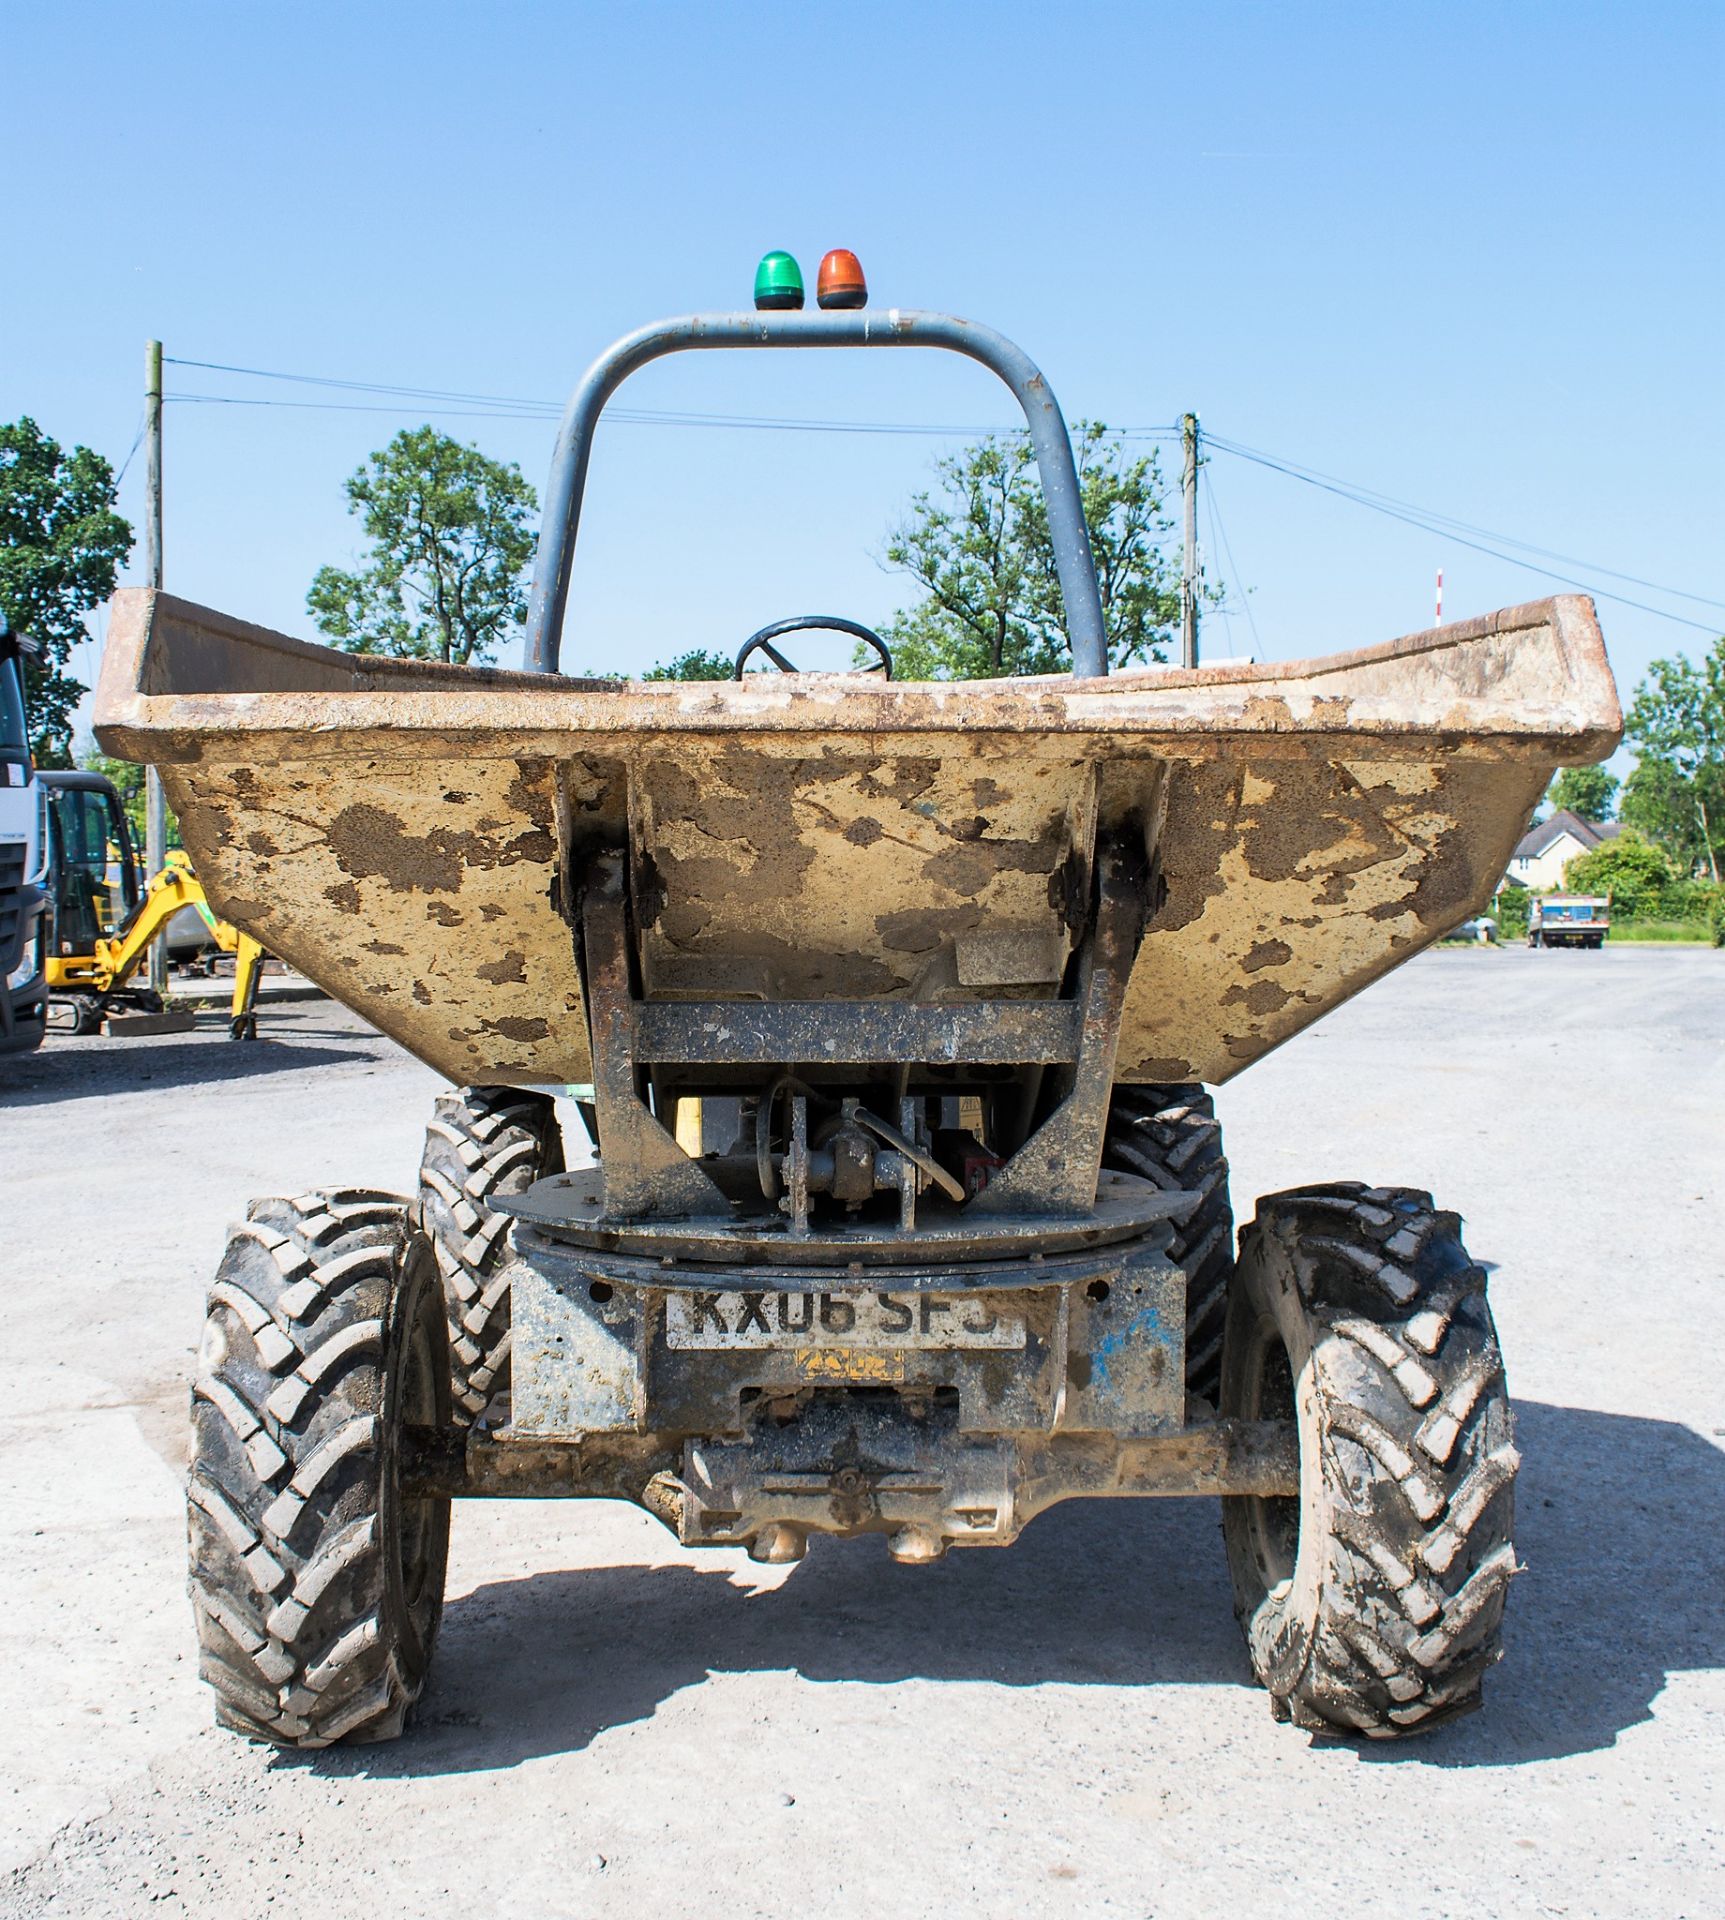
[165,355,1181,441]
[111,409,148,487]
[168,390,1123,437]
[159,352,1719,631]
[1204,465,1262,660]
[171,393,557,421]
[1205,432,1724,631]
[1203,432,1725,612]
[167,355,561,411]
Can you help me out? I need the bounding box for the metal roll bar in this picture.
[522,309,1109,678]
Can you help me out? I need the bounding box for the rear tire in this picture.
[187,1189,450,1747]
[1221,1183,1518,1737]
[1104,1085,1233,1403]
[419,1087,563,1426]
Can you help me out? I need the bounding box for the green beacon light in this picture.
[753,250,805,311]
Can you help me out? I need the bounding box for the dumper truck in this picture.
[94,265,1621,1746]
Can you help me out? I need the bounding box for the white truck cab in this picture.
[0,618,47,1053]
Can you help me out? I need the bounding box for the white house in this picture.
[1505,809,1619,892]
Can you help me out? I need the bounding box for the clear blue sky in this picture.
[4,2,1720,723]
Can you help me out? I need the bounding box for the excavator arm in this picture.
[85,858,266,1039]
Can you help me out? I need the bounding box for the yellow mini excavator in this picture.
[38,770,266,1038]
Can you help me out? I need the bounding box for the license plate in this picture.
[664,1288,1025,1352]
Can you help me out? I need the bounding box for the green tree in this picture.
[644,647,734,682]
[881,423,1179,679]
[1620,754,1717,873]
[1563,829,1677,916]
[1546,764,1618,822]
[308,427,536,666]
[0,418,133,765]
[1493,878,1532,938]
[1622,638,1725,883]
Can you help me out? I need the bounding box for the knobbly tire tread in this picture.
[418,1087,563,1426]
[187,1189,450,1747]
[1104,1085,1234,1402]
[1222,1182,1519,1738]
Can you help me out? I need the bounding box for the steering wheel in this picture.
[734,616,894,681]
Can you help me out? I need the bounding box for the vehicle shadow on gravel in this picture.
[0,1038,377,1108]
[306,1494,1247,1778]
[294,1399,1723,1778]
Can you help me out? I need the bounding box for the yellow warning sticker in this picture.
[794,1349,907,1384]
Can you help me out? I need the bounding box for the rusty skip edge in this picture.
[399,1417,1301,1512]
[92,588,1622,764]
[85,587,1622,1095]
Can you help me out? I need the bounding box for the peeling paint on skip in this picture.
[112,589,1617,1091]
[326,802,554,894]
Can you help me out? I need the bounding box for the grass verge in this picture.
[1607,921,1716,945]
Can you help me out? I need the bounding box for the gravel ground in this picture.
[1,948,1721,1919]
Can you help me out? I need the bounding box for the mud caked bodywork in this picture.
[100,590,1614,1546]
[139,301,1620,1743]
[95,588,1616,1093]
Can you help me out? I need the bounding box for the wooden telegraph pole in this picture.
[144,341,167,994]
[1180,412,1200,669]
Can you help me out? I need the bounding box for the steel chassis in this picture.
[375,306,1308,1558]
[399,834,1296,1560]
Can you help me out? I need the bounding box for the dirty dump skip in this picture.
[93,589,1620,1089]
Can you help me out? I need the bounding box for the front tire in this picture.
[1221,1183,1518,1737]
[187,1190,450,1747]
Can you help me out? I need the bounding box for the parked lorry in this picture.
[1528,893,1610,948]
[95,267,1621,1746]
[0,616,46,1055]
